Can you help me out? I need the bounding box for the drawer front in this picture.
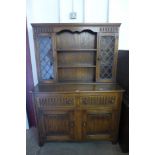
[35,94,76,108]
[79,93,118,108]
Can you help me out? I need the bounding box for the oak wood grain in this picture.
[31,23,123,146]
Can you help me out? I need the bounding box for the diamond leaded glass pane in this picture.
[99,36,115,79]
[38,36,54,80]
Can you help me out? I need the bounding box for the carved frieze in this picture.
[32,24,119,34]
[80,96,116,106]
[99,26,119,33]
[33,26,53,34]
[36,96,75,107]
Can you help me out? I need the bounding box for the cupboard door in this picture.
[43,110,75,141]
[82,110,113,141]
[35,34,57,83]
[96,33,118,82]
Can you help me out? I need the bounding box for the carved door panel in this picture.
[82,110,113,141]
[35,33,57,83]
[96,33,118,82]
[43,110,75,141]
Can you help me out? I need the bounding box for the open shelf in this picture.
[56,29,97,82]
[58,65,96,68]
[57,49,97,52]
[58,67,96,82]
[57,51,96,68]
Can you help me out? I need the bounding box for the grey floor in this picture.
[26,127,129,155]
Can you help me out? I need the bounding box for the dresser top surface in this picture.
[31,83,125,93]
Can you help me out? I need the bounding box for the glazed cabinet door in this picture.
[82,110,113,141]
[96,33,118,82]
[34,33,57,83]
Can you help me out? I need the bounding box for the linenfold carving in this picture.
[80,96,116,105]
[37,96,75,107]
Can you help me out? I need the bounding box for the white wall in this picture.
[84,0,108,23]
[60,0,84,23]
[109,0,129,50]
[27,0,129,85]
[59,0,108,23]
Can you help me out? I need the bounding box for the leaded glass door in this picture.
[36,34,57,82]
[96,33,118,82]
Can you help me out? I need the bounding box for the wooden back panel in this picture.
[57,51,96,67]
[58,68,95,82]
[56,30,97,49]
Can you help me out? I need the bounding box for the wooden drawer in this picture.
[35,94,76,108]
[79,93,118,108]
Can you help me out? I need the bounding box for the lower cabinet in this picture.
[34,92,123,146]
[37,109,120,145]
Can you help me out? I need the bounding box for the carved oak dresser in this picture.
[31,23,125,146]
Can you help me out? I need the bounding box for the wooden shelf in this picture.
[58,65,96,68]
[57,49,97,52]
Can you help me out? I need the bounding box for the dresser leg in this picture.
[39,141,43,147]
[39,138,44,147]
